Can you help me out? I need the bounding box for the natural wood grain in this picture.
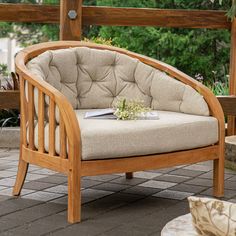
[28,83,35,150]
[0,4,230,29]
[38,90,45,152]
[0,3,59,23]
[0,90,20,109]
[81,146,219,176]
[60,0,82,40]
[83,6,230,29]
[228,18,236,135]
[14,41,225,223]
[12,146,29,196]
[125,172,133,179]
[59,114,67,159]
[217,96,236,116]
[49,100,56,156]
[22,145,69,174]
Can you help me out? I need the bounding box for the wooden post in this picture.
[60,0,82,40]
[228,17,236,135]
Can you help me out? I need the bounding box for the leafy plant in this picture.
[114,98,150,120]
[0,67,20,127]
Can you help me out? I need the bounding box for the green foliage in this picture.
[83,0,231,88]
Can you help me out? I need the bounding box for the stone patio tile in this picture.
[110,176,147,186]
[169,168,204,177]
[153,190,194,200]
[80,179,103,188]
[153,174,190,183]
[200,188,236,199]
[184,178,213,187]
[147,167,177,174]
[4,210,69,236]
[0,171,16,178]
[225,181,236,190]
[227,175,236,182]
[82,189,114,200]
[50,196,68,205]
[198,171,233,180]
[0,188,35,196]
[84,174,120,182]
[0,185,8,191]
[122,186,162,196]
[23,181,57,190]
[0,165,14,171]
[23,191,64,202]
[139,180,177,189]
[0,198,42,217]
[0,195,11,202]
[91,182,131,192]
[0,202,66,233]
[169,183,208,194]
[0,178,18,187]
[24,173,47,181]
[183,164,212,172]
[36,175,67,184]
[133,171,162,179]
[3,167,18,172]
[43,185,68,194]
[31,169,57,175]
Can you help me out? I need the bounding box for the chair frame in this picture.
[13,41,225,223]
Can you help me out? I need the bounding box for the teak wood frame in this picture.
[13,41,225,223]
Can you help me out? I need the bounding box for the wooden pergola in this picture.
[0,0,236,134]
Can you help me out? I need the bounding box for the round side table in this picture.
[161,213,198,236]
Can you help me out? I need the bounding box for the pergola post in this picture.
[60,0,82,40]
[228,17,236,135]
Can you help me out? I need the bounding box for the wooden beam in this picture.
[0,91,20,109]
[0,3,59,23]
[0,4,231,29]
[228,18,236,135]
[217,96,236,116]
[83,6,231,29]
[60,0,82,40]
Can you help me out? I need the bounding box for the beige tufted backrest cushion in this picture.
[27,47,209,116]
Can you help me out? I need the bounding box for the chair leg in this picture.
[12,147,29,196]
[126,172,133,179]
[68,168,81,223]
[213,158,224,197]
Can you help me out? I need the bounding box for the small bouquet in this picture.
[114,98,151,120]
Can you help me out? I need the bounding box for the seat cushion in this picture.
[76,110,218,160]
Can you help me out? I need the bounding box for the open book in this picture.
[84,108,159,120]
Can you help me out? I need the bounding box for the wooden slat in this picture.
[22,145,69,174]
[217,96,236,116]
[49,99,55,156]
[0,4,230,29]
[28,83,35,150]
[0,90,20,109]
[59,113,67,159]
[228,18,236,135]
[0,3,59,23]
[81,146,219,176]
[38,90,45,152]
[83,6,230,29]
[60,0,82,40]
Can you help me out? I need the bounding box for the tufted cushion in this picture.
[32,110,218,160]
[27,47,209,116]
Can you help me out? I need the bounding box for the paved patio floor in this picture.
[0,148,236,236]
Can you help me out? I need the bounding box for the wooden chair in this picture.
[13,41,225,223]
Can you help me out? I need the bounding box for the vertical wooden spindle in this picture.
[60,113,67,158]
[49,99,56,156]
[38,90,45,152]
[20,77,27,146]
[28,83,35,150]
